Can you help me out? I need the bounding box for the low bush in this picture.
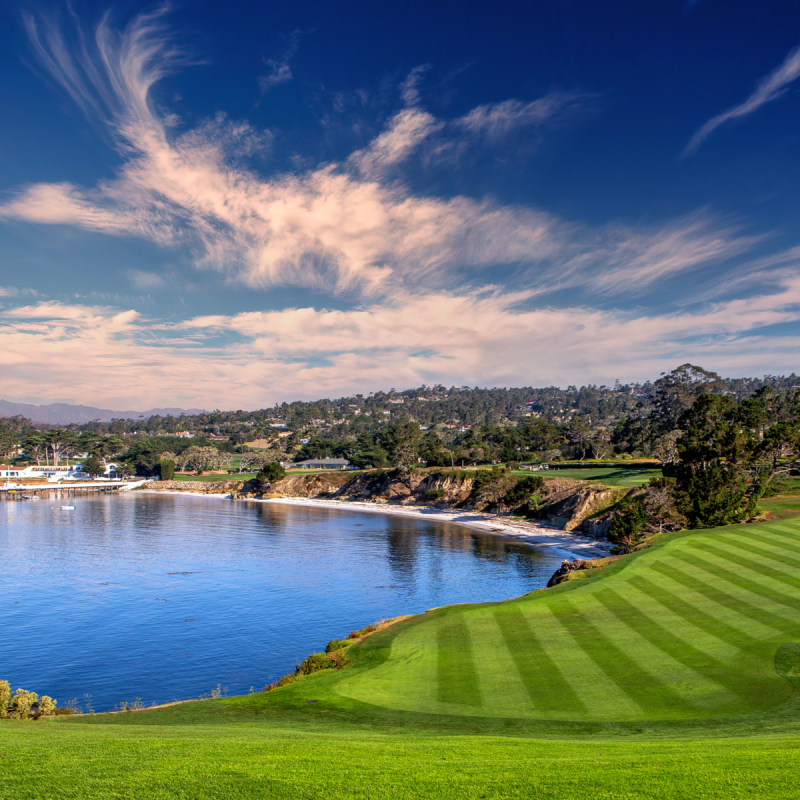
[0,680,57,719]
[348,623,378,639]
[159,459,175,481]
[299,653,335,674]
[257,461,287,484]
[425,488,446,501]
[505,475,545,507]
[325,639,349,653]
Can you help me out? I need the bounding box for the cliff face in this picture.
[532,480,622,533]
[150,469,619,535]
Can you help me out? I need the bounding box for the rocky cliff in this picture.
[149,469,622,535]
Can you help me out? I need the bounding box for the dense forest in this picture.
[4,364,800,546]
[2,365,800,474]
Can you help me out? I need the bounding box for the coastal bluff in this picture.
[148,470,622,534]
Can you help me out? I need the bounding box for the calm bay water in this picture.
[1,493,563,710]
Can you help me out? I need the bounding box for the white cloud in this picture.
[456,92,585,142]
[258,31,300,93]
[349,107,444,178]
[128,269,166,289]
[0,11,755,303]
[685,44,800,155]
[3,277,800,408]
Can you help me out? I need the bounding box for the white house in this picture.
[0,462,123,483]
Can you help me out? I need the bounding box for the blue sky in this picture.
[1,0,800,408]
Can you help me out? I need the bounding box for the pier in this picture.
[1,479,148,500]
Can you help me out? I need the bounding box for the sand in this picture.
[140,489,612,560]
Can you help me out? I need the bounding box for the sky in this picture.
[2,0,800,409]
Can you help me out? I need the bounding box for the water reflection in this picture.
[1,494,563,710]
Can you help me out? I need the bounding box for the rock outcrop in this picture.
[547,556,618,587]
[150,469,622,536]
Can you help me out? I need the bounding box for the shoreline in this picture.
[139,489,612,559]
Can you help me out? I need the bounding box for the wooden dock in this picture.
[0,480,147,500]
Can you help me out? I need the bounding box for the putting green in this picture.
[337,516,800,721]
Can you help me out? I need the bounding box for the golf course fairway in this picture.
[5,514,800,798]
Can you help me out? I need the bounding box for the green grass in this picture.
[172,472,255,482]
[536,466,663,486]
[7,511,800,797]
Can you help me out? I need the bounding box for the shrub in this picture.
[276,673,297,688]
[347,622,378,639]
[0,681,57,719]
[159,459,175,480]
[506,461,521,471]
[257,461,286,485]
[609,496,648,553]
[648,476,676,489]
[298,653,338,675]
[504,475,545,507]
[425,488,446,502]
[325,639,349,653]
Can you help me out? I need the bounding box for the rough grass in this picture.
[7,506,800,797]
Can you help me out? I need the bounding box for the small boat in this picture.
[60,505,76,510]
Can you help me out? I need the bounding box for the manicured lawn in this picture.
[537,466,663,486]
[172,472,255,482]
[336,516,800,722]
[6,514,800,797]
[2,722,800,799]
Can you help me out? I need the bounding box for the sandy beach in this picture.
[140,489,612,560]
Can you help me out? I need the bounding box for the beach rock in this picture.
[547,558,593,587]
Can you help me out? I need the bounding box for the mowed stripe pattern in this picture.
[338,518,800,720]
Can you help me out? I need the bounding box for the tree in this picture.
[0,429,16,458]
[82,454,104,477]
[44,430,77,467]
[183,446,221,473]
[419,432,454,467]
[652,430,681,465]
[666,392,792,527]
[24,434,46,465]
[257,461,286,486]
[472,466,510,512]
[159,460,175,480]
[609,495,649,552]
[650,364,722,434]
[382,423,421,486]
[565,419,592,460]
[504,475,544,510]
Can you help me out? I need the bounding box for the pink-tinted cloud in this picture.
[3,278,800,408]
[0,9,754,301]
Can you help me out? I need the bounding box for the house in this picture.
[0,462,123,483]
[293,458,352,470]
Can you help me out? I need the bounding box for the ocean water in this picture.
[1,493,564,710]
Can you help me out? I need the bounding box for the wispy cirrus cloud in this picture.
[685,44,800,156]
[258,30,300,94]
[0,7,756,304]
[455,93,587,143]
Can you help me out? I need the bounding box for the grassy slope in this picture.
[5,501,800,797]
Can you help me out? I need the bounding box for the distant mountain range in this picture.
[0,400,205,425]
